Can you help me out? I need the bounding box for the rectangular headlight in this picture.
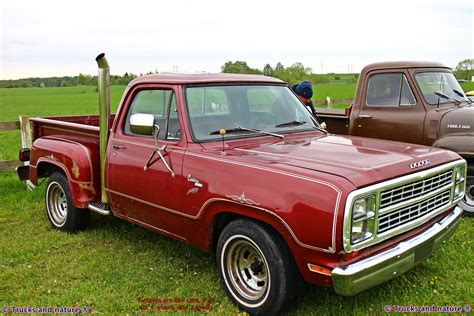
[455,165,465,184]
[351,195,376,244]
[453,165,466,200]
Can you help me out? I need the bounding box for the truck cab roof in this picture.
[361,61,451,74]
[128,73,284,86]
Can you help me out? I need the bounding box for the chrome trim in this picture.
[96,53,110,204]
[332,206,462,296]
[343,160,466,252]
[88,203,111,216]
[226,192,260,206]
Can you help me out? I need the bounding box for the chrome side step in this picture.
[88,202,111,216]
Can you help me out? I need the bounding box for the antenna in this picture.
[220,129,226,153]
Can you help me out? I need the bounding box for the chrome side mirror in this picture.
[130,113,155,135]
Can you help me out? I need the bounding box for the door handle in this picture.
[357,114,372,119]
[112,144,127,150]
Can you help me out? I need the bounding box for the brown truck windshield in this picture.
[185,85,318,141]
[415,72,470,105]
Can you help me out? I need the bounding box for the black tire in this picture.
[216,219,301,315]
[45,172,90,231]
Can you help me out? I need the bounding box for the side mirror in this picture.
[130,113,155,135]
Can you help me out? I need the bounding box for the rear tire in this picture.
[216,219,301,315]
[45,172,90,231]
[459,176,474,217]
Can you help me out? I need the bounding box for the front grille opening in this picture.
[378,190,451,233]
[380,170,452,210]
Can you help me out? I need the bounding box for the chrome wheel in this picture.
[225,236,269,302]
[47,181,68,226]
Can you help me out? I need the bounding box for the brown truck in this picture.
[316,62,473,214]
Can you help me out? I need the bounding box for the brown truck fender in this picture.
[29,137,100,208]
[433,135,474,161]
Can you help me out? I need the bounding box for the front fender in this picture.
[433,134,474,159]
[30,136,100,208]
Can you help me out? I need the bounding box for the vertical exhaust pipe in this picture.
[95,53,110,204]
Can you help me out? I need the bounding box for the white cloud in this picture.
[1,0,472,79]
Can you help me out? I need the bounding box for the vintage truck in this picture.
[316,62,473,215]
[17,55,467,315]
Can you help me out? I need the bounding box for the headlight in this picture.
[453,165,466,200]
[351,195,376,244]
[455,165,465,183]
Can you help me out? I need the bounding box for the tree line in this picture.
[221,61,358,84]
[1,59,472,88]
[0,72,141,88]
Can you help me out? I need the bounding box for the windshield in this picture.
[185,85,318,141]
[415,72,469,105]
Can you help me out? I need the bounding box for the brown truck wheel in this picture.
[459,176,474,216]
[216,219,301,315]
[45,172,90,231]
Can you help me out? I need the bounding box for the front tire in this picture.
[217,219,301,315]
[459,175,474,217]
[45,172,90,231]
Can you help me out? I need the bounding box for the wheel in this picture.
[217,219,301,315]
[45,172,90,231]
[459,175,474,217]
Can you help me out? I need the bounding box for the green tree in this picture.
[455,59,474,80]
[263,64,273,76]
[221,61,261,74]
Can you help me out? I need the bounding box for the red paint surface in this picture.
[27,76,461,287]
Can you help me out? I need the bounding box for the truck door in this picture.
[352,71,426,144]
[106,87,186,235]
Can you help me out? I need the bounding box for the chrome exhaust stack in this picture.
[95,53,110,204]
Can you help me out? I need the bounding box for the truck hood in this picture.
[221,133,460,188]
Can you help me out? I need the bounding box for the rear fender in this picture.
[30,137,100,208]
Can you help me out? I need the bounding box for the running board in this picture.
[88,202,111,216]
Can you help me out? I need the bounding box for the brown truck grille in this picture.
[378,190,451,233]
[379,169,453,210]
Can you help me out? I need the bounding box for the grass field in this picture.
[1,169,472,314]
[0,82,473,314]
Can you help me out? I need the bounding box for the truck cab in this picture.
[317,62,474,213]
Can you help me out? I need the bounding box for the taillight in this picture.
[19,148,30,162]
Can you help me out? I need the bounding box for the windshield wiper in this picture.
[275,120,328,134]
[453,89,472,104]
[210,127,284,139]
[275,120,307,128]
[434,91,461,106]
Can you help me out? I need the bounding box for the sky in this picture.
[0,0,472,79]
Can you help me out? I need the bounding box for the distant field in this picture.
[1,81,473,161]
[0,84,353,161]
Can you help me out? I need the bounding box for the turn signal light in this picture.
[307,264,332,276]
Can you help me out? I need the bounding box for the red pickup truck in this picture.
[17,55,467,315]
[316,61,473,214]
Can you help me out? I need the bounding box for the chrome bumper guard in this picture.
[332,206,463,296]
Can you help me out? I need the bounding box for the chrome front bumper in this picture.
[332,206,463,296]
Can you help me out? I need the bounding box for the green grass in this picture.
[1,83,474,313]
[0,169,472,314]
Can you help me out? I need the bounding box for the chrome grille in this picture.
[380,169,452,210]
[378,190,451,233]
